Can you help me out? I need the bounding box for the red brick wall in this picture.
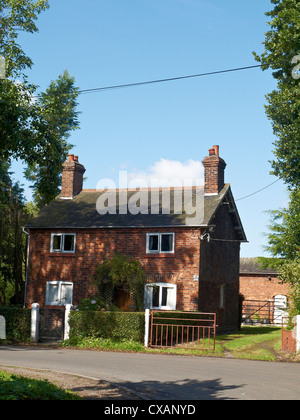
[25,227,201,311]
[239,274,289,301]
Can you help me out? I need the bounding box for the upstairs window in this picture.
[51,233,76,253]
[146,233,174,254]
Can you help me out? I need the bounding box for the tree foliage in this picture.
[254,0,300,268]
[0,1,80,205]
[0,0,49,78]
[0,160,37,305]
[278,253,300,315]
[264,190,300,260]
[24,71,80,206]
[253,0,300,188]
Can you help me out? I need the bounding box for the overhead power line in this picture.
[78,63,266,95]
[235,179,280,202]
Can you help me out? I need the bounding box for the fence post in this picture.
[0,315,6,340]
[31,303,39,343]
[144,309,150,347]
[296,315,300,353]
[64,304,72,341]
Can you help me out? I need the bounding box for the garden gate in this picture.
[39,307,65,342]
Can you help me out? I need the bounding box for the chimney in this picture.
[61,154,86,199]
[202,145,226,195]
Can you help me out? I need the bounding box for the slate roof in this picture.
[25,184,247,241]
[240,258,278,275]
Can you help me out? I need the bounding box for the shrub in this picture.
[68,311,145,344]
[0,307,31,343]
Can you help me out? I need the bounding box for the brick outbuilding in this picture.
[24,146,247,332]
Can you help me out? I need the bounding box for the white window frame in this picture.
[50,233,76,253]
[144,283,177,310]
[146,233,175,254]
[46,281,73,306]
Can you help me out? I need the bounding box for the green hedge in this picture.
[0,307,31,343]
[69,311,145,343]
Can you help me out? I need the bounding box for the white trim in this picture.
[146,232,175,254]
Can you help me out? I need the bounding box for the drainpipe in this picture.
[22,227,30,308]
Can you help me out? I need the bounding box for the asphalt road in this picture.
[0,346,300,400]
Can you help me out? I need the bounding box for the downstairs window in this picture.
[46,281,73,306]
[144,283,177,310]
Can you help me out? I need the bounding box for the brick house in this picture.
[24,146,247,331]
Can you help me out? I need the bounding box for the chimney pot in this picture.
[68,154,75,162]
[209,148,216,156]
[74,155,78,162]
[213,145,219,156]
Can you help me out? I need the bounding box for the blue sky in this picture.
[12,0,289,257]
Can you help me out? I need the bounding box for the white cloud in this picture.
[126,158,204,188]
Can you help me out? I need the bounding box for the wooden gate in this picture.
[39,307,65,342]
[149,311,217,351]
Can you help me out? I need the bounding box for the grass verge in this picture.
[0,370,81,400]
[216,326,282,361]
[62,326,283,361]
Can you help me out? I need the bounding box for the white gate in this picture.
[274,295,288,325]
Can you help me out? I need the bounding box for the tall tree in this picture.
[0,1,80,205]
[0,1,80,304]
[254,0,300,262]
[253,0,300,189]
[25,71,80,206]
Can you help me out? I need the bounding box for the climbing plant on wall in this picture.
[92,254,146,311]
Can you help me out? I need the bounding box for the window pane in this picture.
[149,235,159,251]
[152,286,159,307]
[63,235,75,252]
[52,235,61,251]
[61,284,73,305]
[161,234,173,252]
[47,284,59,304]
[161,287,168,306]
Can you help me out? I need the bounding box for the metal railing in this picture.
[149,311,217,351]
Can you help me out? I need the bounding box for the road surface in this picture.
[0,346,299,400]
